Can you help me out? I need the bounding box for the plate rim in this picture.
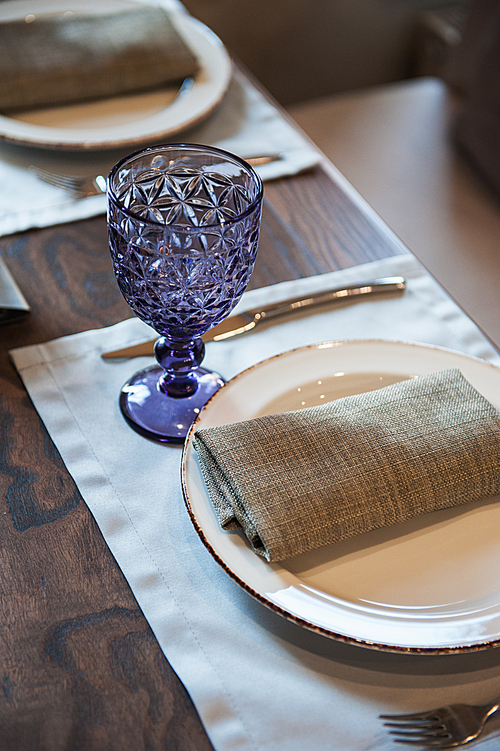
[0,5,232,150]
[181,338,500,654]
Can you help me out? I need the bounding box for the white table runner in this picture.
[11,254,500,751]
[0,1,320,238]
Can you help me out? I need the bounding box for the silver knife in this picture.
[101,275,405,359]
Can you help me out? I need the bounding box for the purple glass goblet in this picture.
[107,143,263,444]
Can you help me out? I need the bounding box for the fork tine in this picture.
[28,166,82,191]
[393,740,451,747]
[384,722,438,729]
[47,174,79,189]
[380,712,438,722]
[388,729,449,738]
[44,176,77,190]
[389,733,438,739]
[389,729,454,748]
[45,175,79,189]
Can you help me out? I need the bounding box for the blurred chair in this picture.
[288,1,500,346]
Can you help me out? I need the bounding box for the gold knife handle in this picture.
[246,276,406,324]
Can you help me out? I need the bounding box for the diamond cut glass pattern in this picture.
[107,144,263,444]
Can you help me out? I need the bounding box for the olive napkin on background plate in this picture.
[0,5,198,113]
[193,368,500,562]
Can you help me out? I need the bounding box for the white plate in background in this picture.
[0,0,231,150]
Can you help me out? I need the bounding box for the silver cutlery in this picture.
[101,275,406,359]
[28,167,108,197]
[380,697,500,747]
[28,153,285,198]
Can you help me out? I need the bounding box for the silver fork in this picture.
[380,698,500,747]
[28,153,285,198]
[28,166,107,197]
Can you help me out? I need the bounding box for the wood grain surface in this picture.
[0,166,404,750]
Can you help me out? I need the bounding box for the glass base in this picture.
[119,364,224,444]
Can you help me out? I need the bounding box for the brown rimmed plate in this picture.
[181,340,500,653]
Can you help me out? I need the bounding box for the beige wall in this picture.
[183,0,467,105]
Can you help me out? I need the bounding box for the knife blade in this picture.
[101,275,405,359]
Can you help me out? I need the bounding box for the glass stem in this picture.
[155,336,205,398]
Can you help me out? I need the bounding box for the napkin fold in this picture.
[0,6,198,113]
[193,368,500,562]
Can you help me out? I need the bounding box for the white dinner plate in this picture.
[0,0,231,150]
[181,340,500,653]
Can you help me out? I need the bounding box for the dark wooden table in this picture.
[0,99,493,749]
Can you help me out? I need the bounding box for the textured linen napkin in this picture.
[194,368,500,562]
[0,5,198,112]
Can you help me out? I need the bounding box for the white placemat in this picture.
[0,2,320,238]
[10,254,500,751]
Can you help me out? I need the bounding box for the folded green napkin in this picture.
[193,368,500,562]
[0,6,198,113]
